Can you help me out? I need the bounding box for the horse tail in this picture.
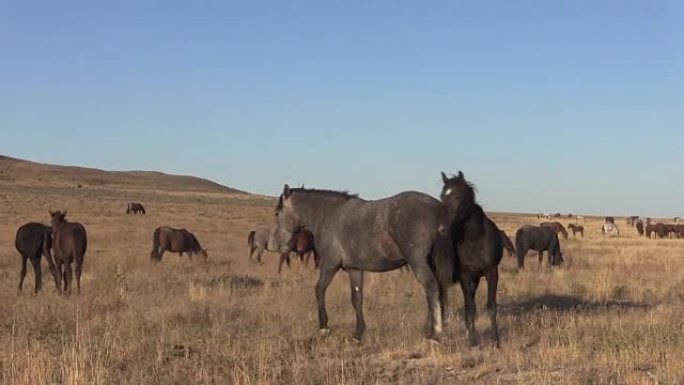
[151,227,161,261]
[515,230,526,267]
[247,231,255,260]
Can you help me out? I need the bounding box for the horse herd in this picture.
[10,171,677,347]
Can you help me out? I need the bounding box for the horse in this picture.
[602,222,620,237]
[576,215,585,221]
[605,216,615,224]
[554,213,562,218]
[626,216,639,227]
[567,224,584,238]
[675,217,681,223]
[440,171,503,347]
[269,183,454,342]
[514,225,563,268]
[278,228,319,274]
[537,213,551,220]
[635,219,644,236]
[540,221,569,239]
[126,202,146,215]
[15,222,57,293]
[49,211,88,294]
[150,226,207,261]
[247,228,274,263]
[500,230,516,258]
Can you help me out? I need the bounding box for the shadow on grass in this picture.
[501,294,654,315]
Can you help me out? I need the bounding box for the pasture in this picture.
[0,182,682,384]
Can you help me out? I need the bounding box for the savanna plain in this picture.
[0,169,683,385]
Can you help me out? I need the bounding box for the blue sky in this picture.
[2,1,682,216]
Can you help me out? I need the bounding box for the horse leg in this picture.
[459,274,480,346]
[256,247,265,264]
[75,260,82,294]
[410,265,442,340]
[18,254,28,292]
[438,281,450,326]
[538,252,544,267]
[516,247,526,269]
[485,268,500,348]
[54,259,64,293]
[346,269,366,341]
[64,262,73,295]
[303,251,311,268]
[316,266,339,334]
[30,257,42,293]
[278,253,287,274]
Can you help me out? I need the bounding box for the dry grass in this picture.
[0,181,682,385]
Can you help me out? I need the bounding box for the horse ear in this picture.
[283,184,291,198]
[62,210,68,217]
[458,171,464,179]
[441,172,448,183]
[49,210,55,216]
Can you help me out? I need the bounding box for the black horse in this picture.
[515,225,564,268]
[15,222,58,293]
[270,183,454,341]
[440,171,503,347]
[126,202,146,215]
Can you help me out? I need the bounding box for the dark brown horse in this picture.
[151,226,207,261]
[49,211,88,294]
[626,216,639,226]
[440,171,504,347]
[635,219,644,236]
[126,202,146,214]
[567,224,584,238]
[500,230,515,258]
[278,228,319,274]
[540,221,569,239]
[645,223,666,239]
[15,222,57,293]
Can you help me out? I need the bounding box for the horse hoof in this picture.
[352,336,362,344]
[319,328,331,336]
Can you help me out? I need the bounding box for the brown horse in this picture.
[150,226,207,261]
[567,224,584,238]
[500,230,516,258]
[540,221,569,239]
[15,222,57,293]
[635,220,644,236]
[278,228,319,274]
[126,202,146,214]
[49,211,88,294]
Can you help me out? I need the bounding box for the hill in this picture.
[0,154,246,194]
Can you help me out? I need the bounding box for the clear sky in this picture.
[2,1,682,217]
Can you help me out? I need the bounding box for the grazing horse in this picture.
[440,172,503,347]
[500,230,516,258]
[540,221,569,239]
[515,225,563,268]
[278,228,319,274]
[49,211,88,294]
[270,184,454,341]
[126,202,146,215]
[602,222,620,237]
[150,226,207,261]
[537,213,551,220]
[15,222,57,293]
[567,224,584,238]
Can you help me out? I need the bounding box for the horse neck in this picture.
[292,193,353,235]
[445,201,485,238]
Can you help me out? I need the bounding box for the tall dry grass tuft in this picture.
[0,182,682,384]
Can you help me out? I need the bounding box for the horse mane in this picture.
[277,188,359,211]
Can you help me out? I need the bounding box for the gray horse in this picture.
[270,184,454,341]
[247,228,278,263]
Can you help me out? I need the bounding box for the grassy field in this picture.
[0,181,682,384]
